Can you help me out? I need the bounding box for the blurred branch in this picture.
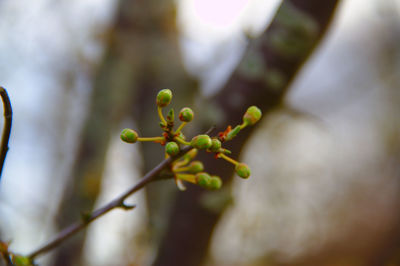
[27,124,214,261]
[0,87,12,179]
[26,144,195,261]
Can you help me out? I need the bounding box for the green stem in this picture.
[174,136,191,146]
[158,106,167,125]
[176,173,196,184]
[218,153,239,166]
[137,136,165,142]
[174,122,186,134]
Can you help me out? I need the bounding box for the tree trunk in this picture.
[153,1,340,265]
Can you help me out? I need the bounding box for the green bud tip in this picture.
[226,125,241,141]
[209,138,222,152]
[188,161,204,173]
[120,128,138,143]
[179,107,194,122]
[156,89,173,107]
[243,106,262,126]
[165,141,180,156]
[191,134,212,150]
[235,163,251,179]
[196,172,211,188]
[167,108,174,123]
[209,176,223,190]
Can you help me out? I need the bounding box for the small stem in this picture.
[137,136,165,142]
[0,87,12,179]
[173,166,190,172]
[172,159,190,170]
[239,122,248,130]
[218,153,239,166]
[158,106,167,125]
[176,173,196,184]
[174,122,186,134]
[174,136,191,146]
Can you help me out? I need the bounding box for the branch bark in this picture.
[27,145,194,261]
[0,87,12,179]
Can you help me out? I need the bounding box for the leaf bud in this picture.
[196,172,211,188]
[156,89,172,107]
[187,161,204,173]
[120,128,138,143]
[191,134,212,150]
[235,163,251,179]
[209,138,222,152]
[165,141,180,156]
[166,108,174,124]
[179,107,194,122]
[209,176,223,190]
[226,125,241,141]
[243,106,262,126]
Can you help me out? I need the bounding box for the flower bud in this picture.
[196,172,211,188]
[165,141,180,156]
[179,107,194,122]
[209,176,222,190]
[187,161,204,173]
[120,128,138,143]
[191,134,212,150]
[243,106,262,126]
[156,89,172,107]
[209,138,221,152]
[235,163,251,179]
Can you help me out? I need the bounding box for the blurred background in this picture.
[0,0,400,265]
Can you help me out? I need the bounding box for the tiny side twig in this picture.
[0,87,12,179]
[27,145,196,261]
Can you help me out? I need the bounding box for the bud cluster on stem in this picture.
[120,89,262,190]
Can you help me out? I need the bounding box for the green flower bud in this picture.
[209,176,223,190]
[167,108,174,124]
[120,128,138,143]
[243,106,262,126]
[187,161,204,173]
[165,141,180,156]
[179,107,194,122]
[156,89,172,107]
[196,172,211,188]
[191,134,212,150]
[235,163,251,179]
[209,138,222,152]
[226,125,241,141]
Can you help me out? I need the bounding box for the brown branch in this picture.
[26,145,193,260]
[0,87,12,179]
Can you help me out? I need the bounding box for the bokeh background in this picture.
[1,0,400,265]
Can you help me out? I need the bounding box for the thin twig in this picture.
[27,145,193,260]
[26,126,215,261]
[0,87,12,179]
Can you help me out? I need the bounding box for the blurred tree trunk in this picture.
[153,1,340,265]
[52,0,339,265]
[52,0,197,265]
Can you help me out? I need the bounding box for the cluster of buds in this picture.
[120,89,262,190]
